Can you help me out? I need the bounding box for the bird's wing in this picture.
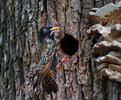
[33,46,55,88]
[41,46,59,94]
[41,46,55,80]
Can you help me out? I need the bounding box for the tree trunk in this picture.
[0,0,121,100]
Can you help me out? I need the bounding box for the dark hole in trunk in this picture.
[60,34,79,56]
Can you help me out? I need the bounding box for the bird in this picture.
[37,26,61,95]
[35,26,68,96]
[38,26,60,42]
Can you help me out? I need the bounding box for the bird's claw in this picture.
[57,56,68,72]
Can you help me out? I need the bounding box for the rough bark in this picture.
[0,0,121,100]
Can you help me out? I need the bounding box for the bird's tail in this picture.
[42,69,58,94]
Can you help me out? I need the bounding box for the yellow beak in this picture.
[50,27,60,31]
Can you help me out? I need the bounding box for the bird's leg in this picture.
[57,56,68,72]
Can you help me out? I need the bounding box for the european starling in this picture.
[38,26,60,94]
[38,26,60,42]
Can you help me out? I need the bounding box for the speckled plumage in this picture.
[36,26,59,94]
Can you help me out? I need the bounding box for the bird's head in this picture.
[39,26,60,42]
